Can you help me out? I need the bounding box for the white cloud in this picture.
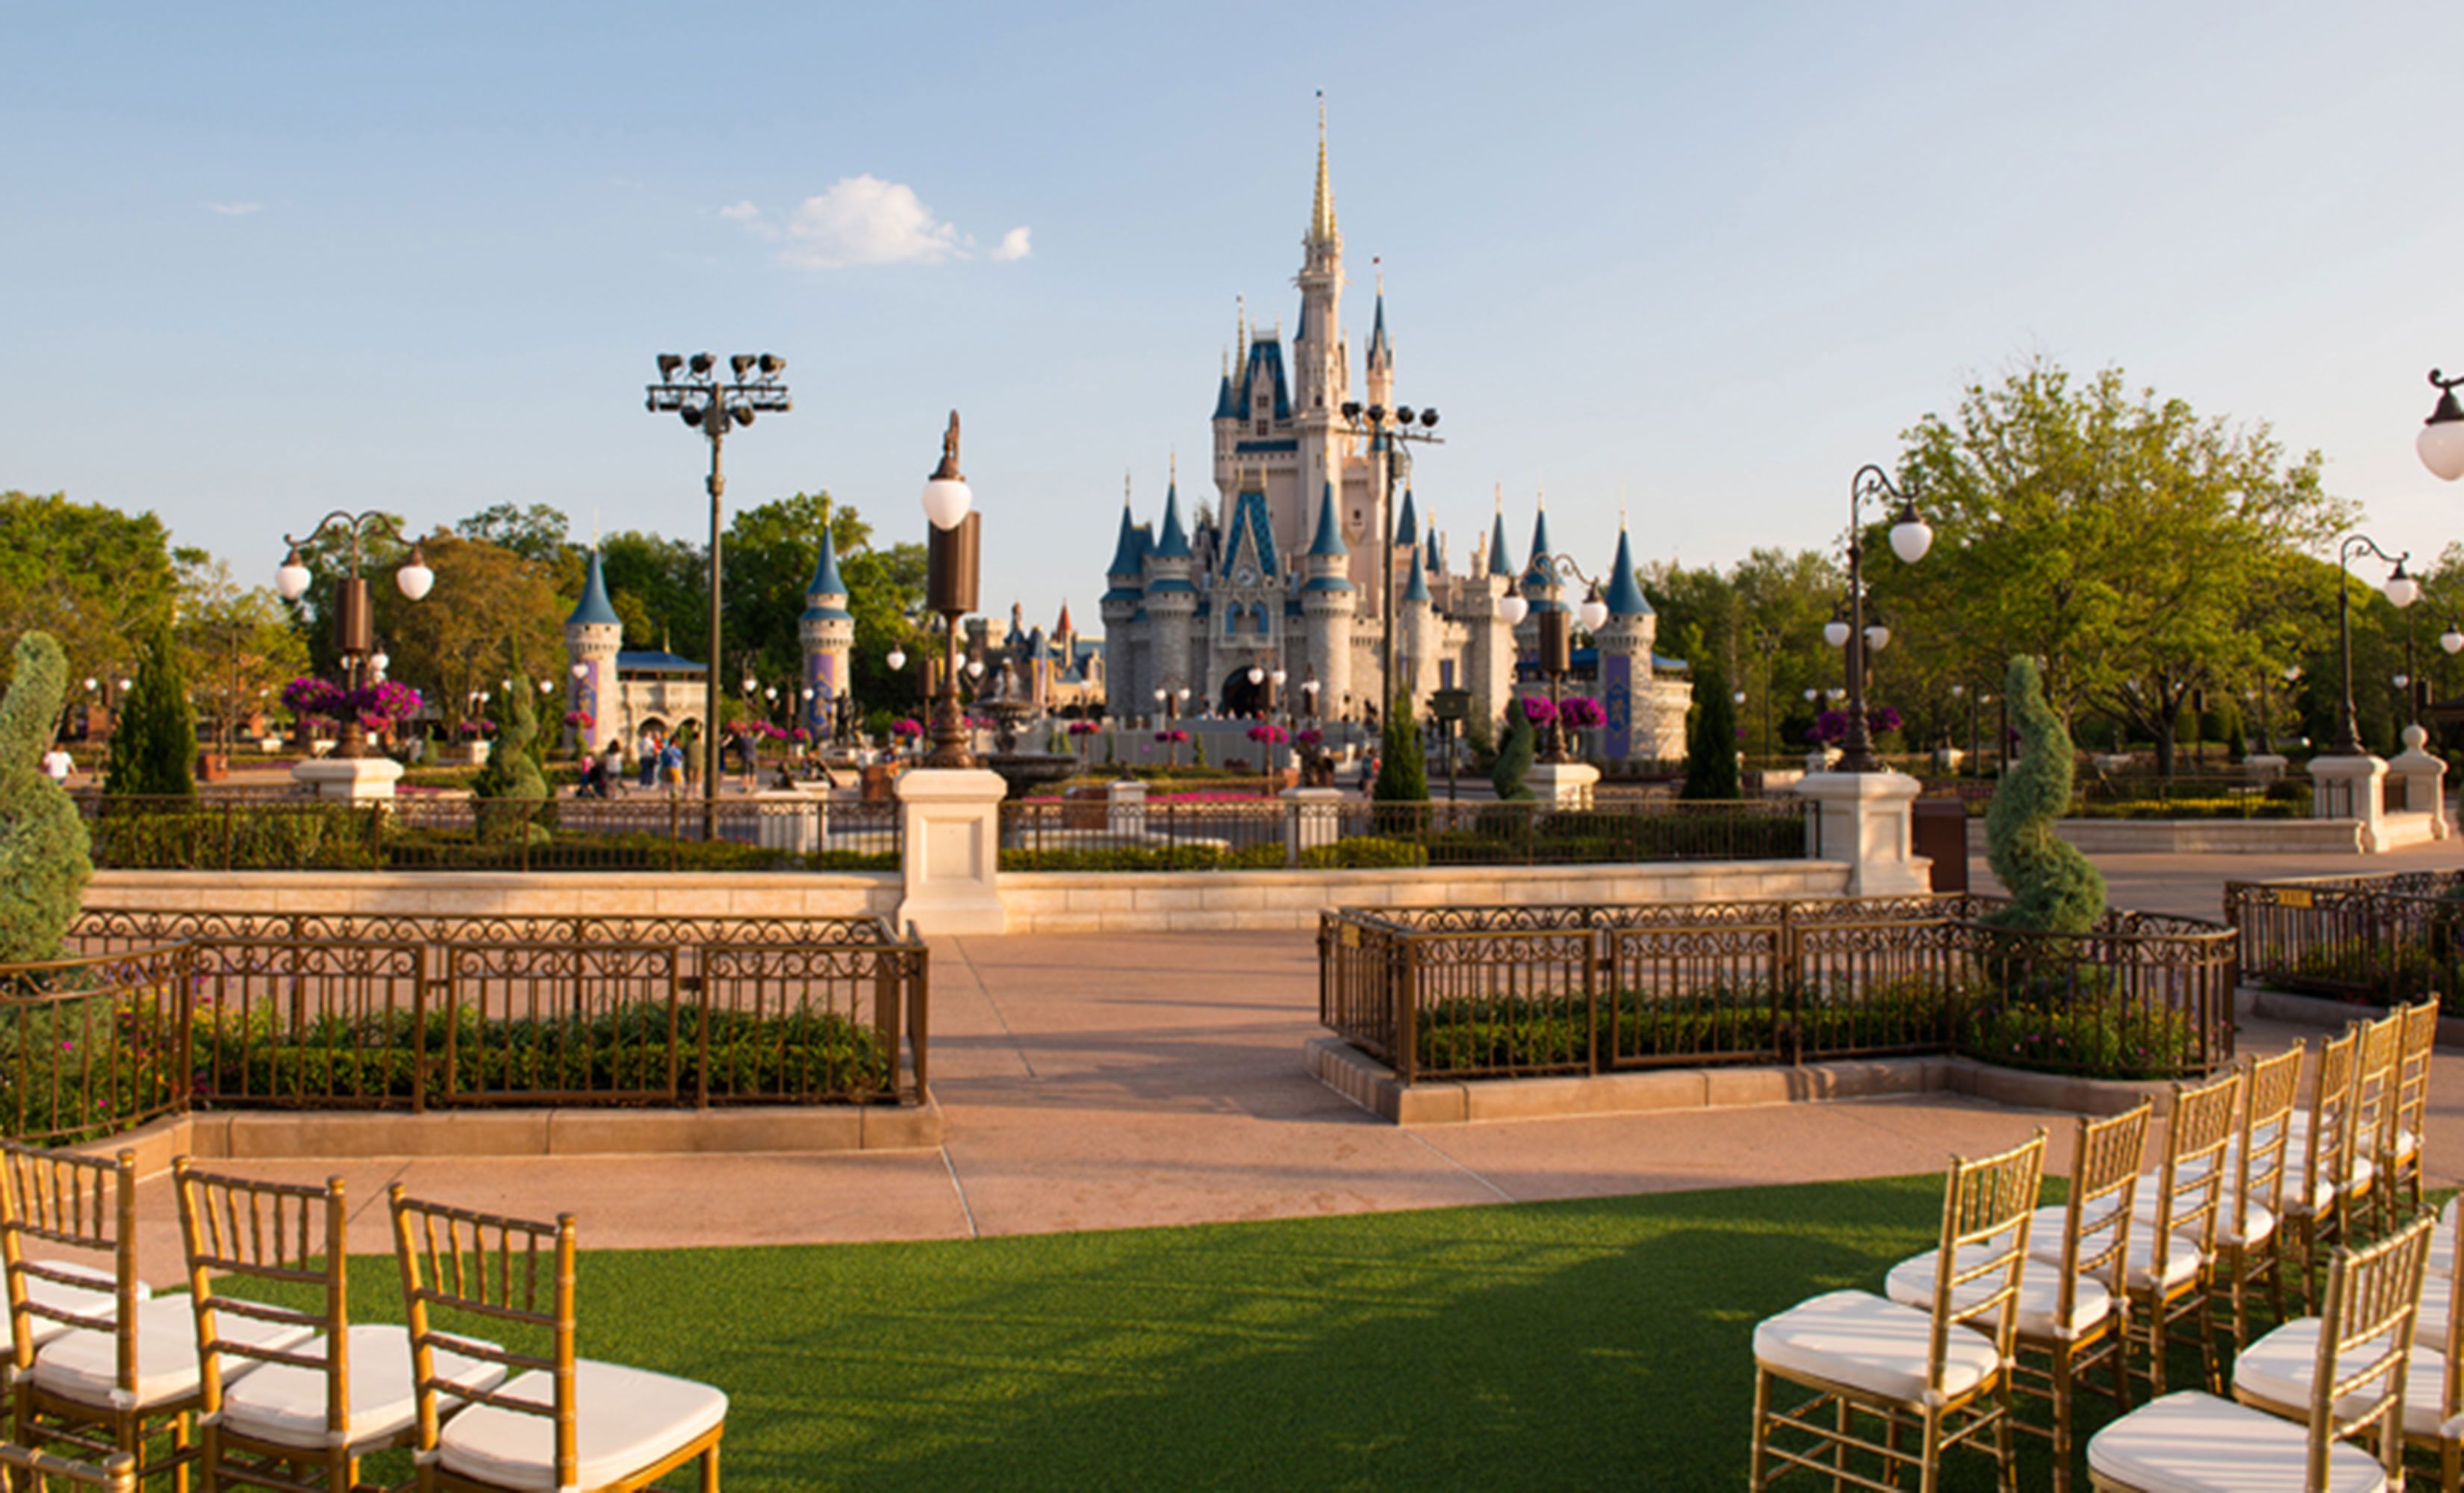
[724,177,1030,269]
[205,202,262,216]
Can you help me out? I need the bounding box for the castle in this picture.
[1098,110,1693,759]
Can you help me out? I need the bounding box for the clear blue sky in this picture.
[6,1,2461,637]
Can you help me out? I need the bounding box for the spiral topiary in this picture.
[0,633,93,964]
[1492,710,1535,802]
[1982,655,2105,934]
[476,676,551,846]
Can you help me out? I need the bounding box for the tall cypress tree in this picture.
[1681,664,1741,800]
[0,633,93,962]
[103,627,196,800]
[1373,691,1429,802]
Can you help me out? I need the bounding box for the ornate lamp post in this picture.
[1337,400,1442,720]
[919,413,980,770]
[1826,467,1932,773]
[273,511,434,759]
[2418,369,2464,481]
[1510,553,1611,762]
[644,350,791,805]
[2328,534,2418,755]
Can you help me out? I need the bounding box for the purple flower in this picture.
[1519,696,1558,726]
[1557,696,1605,730]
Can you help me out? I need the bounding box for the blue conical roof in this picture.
[1213,371,1237,420]
[1603,526,1651,617]
[1487,511,1516,577]
[567,549,620,629]
[1369,290,1389,362]
[1154,480,1193,560]
[1525,508,1554,575]
[1307,481,1348,558]
[1401,543,1431,605]
[1395,487,1418,546]
[1106,501,1145,578]
[804,523,847,599]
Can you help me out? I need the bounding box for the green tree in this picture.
[175,558,310,753]
[0,633,92,964]
[0,493,181,691]
[1645,547,1844,760]
[1374,691,1428,803]
[1681,663,1741,800]
[373,534,567,734]
[1982,657,2105,934]
[456,502,572,564]
[1891,358,2351,775]
[103,628,196,799]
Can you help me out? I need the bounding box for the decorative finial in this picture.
[1123,470,1132,509]
[1374,255,1383,296]
[1310,91,1337,243]
[930,411,963,481]
[1170,448,1177,483]
[1494,481,1503,513]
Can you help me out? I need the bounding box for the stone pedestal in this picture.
[2243,752,2288,785]
[754,791,823,855]
[2388,726,2451,839]
[1793,770,1931,896]
[292,757,402,802]
[1526,761,1600,810]
[2307,752,2389,850]
[1105,777,1148,841]
[1281,786,1344,864]
[895,768,1008,935]
[1803,747,1841,773]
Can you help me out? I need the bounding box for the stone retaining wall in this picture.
[87,861,1854,935]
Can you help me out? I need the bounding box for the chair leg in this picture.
[702,1443,721,1493]
[172,1414,193,1493]
[2050,1344,2074,1493]
[1917,1406,1941,1493]
[1834,1392,1849,1492]
[1750,1369,1771,1491]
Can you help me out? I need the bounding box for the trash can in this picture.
[1910,797,1970,894]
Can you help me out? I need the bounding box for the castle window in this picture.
[1255,422,1268,437]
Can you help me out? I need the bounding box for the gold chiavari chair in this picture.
[1,1143,312,1483]
[2122,1070,2241,1397]
[2088,1214,2433,1492]
[2283,1025,2363,1312]
[0,1441,135,1492]
[1895,1100,2146,1493]
[2211,1044,2304,1350]
[2348,1010,2406,1238]
[175,1163,509,1492]
[1752,1130,2046,1493]
[2382,1000,2439,1221]
[388,1185,727,1493]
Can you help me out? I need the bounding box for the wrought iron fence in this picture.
[1322,895,2235,1084]
[0,944,194,1144]
[2227,871,2464,1011]
[4,912,930,1134]
[999,796,1815,871]
[70,794,903,873]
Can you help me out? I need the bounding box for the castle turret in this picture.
[1594,522,1659,761]
[1299,480,1355,720]
[1145,475,1198,698]
[564,549,623,752]
[1101,484,1149,713]
[1516,499,1567,653]
[1400,541,1440,704]
[797,520,855,739]
[1364,275,1393,413]
[1466,502,1520,729]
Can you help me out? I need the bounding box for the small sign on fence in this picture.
[2274,888,2315,909]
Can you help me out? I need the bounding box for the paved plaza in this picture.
[96,838,2462,1277]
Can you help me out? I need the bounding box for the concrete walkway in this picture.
[113,841,2464,1272]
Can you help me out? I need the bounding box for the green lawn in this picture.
[285,1173,2146,1492]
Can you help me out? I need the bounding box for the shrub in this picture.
[1492,711,1535,801]
[1981,656,2105,934]
[1373,691,1428,802]
[1681,663,1740,800]
[103,627,196,800]
[88,805,381,870]
[1298,837,1428,869]
[472,676,552,845]
[0,633,93,964]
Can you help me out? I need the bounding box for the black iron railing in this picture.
[2227,871,2464,1012]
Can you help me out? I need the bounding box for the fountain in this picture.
[975,658,1074,800]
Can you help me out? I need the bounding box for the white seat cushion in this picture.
[1885,1249,2112,1342]
[1752,1289,2001,1408]
[2132,1192,2277,1249]
[17,1264,148,1348]
[2025,1207,2203,1292]
[218,1323,507,1451]
[2088,1388,2389,1493]
[435,1359,726,1491]
[2233,1318,2460,1441]
[31,1296,314,1411]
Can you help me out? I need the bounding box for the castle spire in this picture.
[1310,92,1337,245]
[1307,479,1348,558]
[1603,522,1652,618]
[567,547,619,629]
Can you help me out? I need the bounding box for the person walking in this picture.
[40,742,73,788]
[601,738,625,797]
[637,727,660,790]
[661,738,686,797]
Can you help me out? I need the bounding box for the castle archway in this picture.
[1219,668,1267,717]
